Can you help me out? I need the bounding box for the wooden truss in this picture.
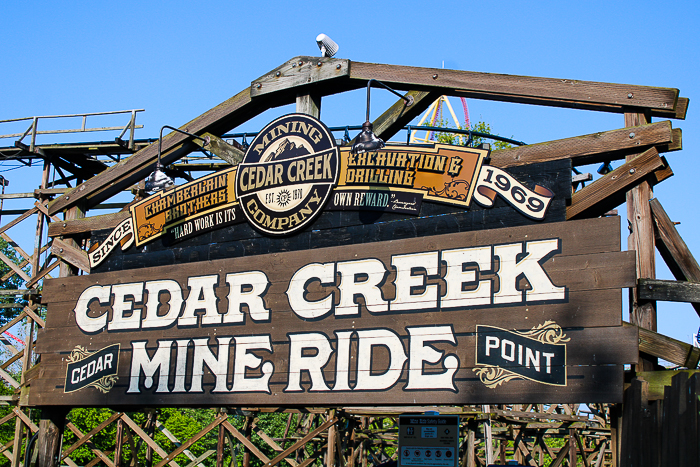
[0,56,696,466]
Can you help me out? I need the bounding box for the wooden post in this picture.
[625,110,658,371]
[242,415,252,467]
[482,405,493,465]
[217,417,226,467]
[326,409,336,467]
[114,418,124,467]
[36,408,67,467]
[569,429,577,467]
[296,93,321,118]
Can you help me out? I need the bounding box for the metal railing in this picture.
[0,109,145,152]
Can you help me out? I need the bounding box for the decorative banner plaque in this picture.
[32,217,637,407]
[87,114,556,267]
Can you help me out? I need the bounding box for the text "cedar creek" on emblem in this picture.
[235,114,339,235]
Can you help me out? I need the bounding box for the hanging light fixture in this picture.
[351,79,413,155]
[145,126,210,193]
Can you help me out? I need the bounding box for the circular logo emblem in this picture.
[235,114,339,235]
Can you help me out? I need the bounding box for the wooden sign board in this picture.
[31,217,636,407]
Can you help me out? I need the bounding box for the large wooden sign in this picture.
[31,216,636,407]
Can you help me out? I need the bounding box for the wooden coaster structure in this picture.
[0,56,696,467]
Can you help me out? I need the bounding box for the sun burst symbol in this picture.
[277,189,291,207]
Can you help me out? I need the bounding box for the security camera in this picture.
[316,34,339,58]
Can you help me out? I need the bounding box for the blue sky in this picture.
[1,0,699,345]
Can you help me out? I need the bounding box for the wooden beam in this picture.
[490,121,675,169]
[251,56,350,98]
[348,61,681,115]
[0,250,30,283]
[650,197,700,317]
[651,197,700,282]
[25,260,59,288]
[47,211,129,238]
[625,112,657,348]
[566,147,664,220]
[366,90,442,143]
[629,322,700,369]
[639,279,700,310]
[296,93,321,118]
[51,238,90,273]
[192,133,244,166]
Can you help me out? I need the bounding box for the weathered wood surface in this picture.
[638,278,700,306]
[251,57,350,97]
[48,211,130,238]
[51,238,90,273]
[630,322,700,369]
[566,147,665,220]
[348,62,682,115]
[31,217,633,407]
[193,133,244,166]
[650,198,700,285]
[490,121,676,169]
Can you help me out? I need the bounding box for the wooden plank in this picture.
[192,133,243,166]
[61,412,122,458]
[649,197,700,318]
[65,423,115,467]
[651,197,700,282]
[34,200,61,223]
[639,278,700,307]
[25,260,59,288]
[51,238,90,273]
[120,413,179,467]
[155,421,207,466]
[251,57,350,97]
[0,250,30,283]
[490,121,675,169]
[348,61,680,114]
[566,147,664,220]
[631,322,700,369]
[154,414,227,467]
[23,305,45,328]
[221,420,270,464]
[265,417,337,467]
[13,407,38,432]
[47,210,129,237]
[0,206,38,236]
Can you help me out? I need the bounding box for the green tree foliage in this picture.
[425,119,514,150]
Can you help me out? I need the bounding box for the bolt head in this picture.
[336,64,341,69]
[59,248,64,253]
[256,83,262,89]
[432,74,438,79]
[628,93,634,98]
[275,71,280,77]
[298,61,303,66]
[317,61,322,67]
[629,168,636,174]
[629,132,635,138]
